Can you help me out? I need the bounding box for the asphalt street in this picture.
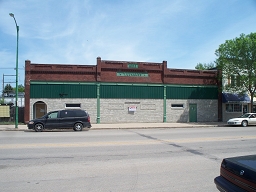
[0,126,255,192]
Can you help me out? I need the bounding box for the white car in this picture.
[227,113,256,127]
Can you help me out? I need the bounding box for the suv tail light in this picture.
[88,115,90,122]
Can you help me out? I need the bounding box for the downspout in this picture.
[97,83,100,124]
[163,85,166,122]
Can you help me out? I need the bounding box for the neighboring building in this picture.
[24,57,221,124]
[222,92,250,122]
[2,92,25,107]
[221,75,251,122]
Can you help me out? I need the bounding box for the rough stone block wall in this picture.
[166,100,189,122]
[29,98,218,123]
[166,99,218,122]
[196,99,218,122]
[100,99,163,123]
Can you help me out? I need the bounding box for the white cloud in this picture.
[1,0,256,78]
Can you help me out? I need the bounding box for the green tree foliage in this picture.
[195,62,215,70]
[3,84,13,96]
[17,84,25,92]
[12,84,25,93]
[216,32,256,112]
[2,84,24,97]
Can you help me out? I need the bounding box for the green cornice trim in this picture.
[30,81,217,88]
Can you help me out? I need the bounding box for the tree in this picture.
[16,84,25,93]
[3,84,13,96]
[216,32,256,112]
[12,84,25,93]
[18,84,25,92]
[195,62,215,70]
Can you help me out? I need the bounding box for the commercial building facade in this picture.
[25,57,221,124]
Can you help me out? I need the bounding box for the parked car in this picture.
[227,113,256,127]
[27,109,91,132]
[214,155,256,192]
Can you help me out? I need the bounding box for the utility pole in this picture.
[9,13,19,128]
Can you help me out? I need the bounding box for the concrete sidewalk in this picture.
[0,122,226,131]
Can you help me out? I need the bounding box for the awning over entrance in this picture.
[222,92,250,103]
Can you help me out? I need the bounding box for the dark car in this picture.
[27,109,91,132]
[214,155,256,192]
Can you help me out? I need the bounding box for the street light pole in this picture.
[9,13,19,128]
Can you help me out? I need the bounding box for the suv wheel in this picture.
[74,123,83,131]
[34,123,44,132]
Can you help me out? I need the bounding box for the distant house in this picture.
[2,92,25,107]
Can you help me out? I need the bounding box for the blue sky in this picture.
[1,0,256,92]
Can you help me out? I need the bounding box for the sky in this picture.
[1,0,256,92]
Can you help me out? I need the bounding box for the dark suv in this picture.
[27,109,91,132]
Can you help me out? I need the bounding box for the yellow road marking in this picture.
[0,135,255,149]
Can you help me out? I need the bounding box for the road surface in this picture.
[0,126,255,192]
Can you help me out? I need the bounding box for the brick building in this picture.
[24,57,222,124]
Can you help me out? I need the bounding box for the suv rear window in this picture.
[60,110,74,118]
[74,110,87,117]
[60,110,87,118]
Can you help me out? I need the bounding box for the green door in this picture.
[189,104,197,122]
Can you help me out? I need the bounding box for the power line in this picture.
[0,68,24,69]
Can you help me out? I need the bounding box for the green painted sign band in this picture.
[117,72,148,77]
[127,64,138,68]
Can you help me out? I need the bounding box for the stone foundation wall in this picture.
[99,99,163,123]
[166,99,218,122]
[30,98,218,123]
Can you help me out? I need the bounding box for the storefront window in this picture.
[226,103,242,112]
[234,104,242,112]
[226,104,233,112]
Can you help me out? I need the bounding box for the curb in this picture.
[0,124,226,131]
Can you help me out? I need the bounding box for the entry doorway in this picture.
[243,105,248,114]
[34,101,47,119]
[189,104,197,122]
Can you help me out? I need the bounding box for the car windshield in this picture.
[239,113,252,118]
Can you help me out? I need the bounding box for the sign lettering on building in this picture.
[116,72,148,77]
[127,63,138,68]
